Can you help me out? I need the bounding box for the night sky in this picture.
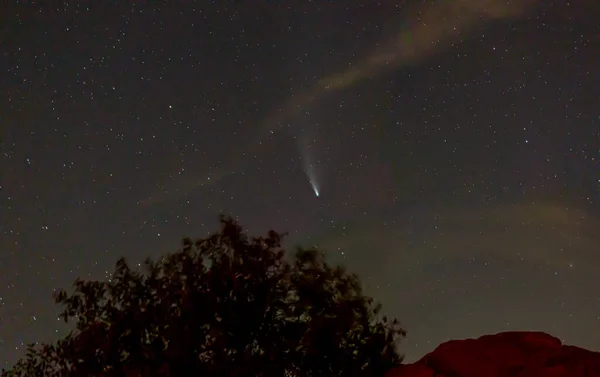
[1,0,599,368]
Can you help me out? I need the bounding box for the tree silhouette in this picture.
[3,215,405,377]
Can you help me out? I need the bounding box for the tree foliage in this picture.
[3,215,405,377]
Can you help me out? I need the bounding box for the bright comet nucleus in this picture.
[305,166,320,197]
[297,131,322,198]
[311,183,320,197]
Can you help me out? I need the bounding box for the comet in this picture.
[303,156,320,197]
[298,131,321,198]
[307,169,320,197]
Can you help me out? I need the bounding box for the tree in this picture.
[3,215,405,377]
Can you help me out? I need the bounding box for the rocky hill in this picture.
[386,331,600,377]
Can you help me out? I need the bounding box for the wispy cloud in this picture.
[143,0,537,206]
[312,200,600,273]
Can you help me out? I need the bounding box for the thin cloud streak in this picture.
[143,0,537,206]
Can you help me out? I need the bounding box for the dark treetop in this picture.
[3,216,404,377]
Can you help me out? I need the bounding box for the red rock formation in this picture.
[386,332,600,377]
